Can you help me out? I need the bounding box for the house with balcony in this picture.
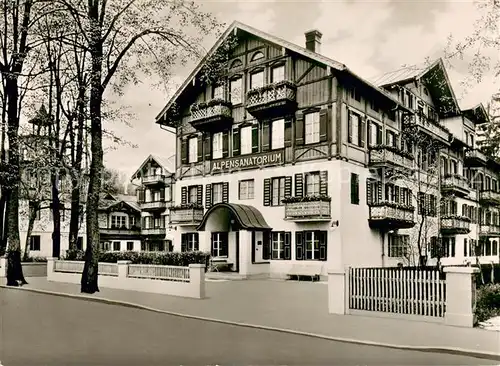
[154,21,500,278]
[131,154,175,251]
[98,193,142,252]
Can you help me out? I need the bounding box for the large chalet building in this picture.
[155,22,500,278]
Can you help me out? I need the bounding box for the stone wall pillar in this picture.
[328,268,348,315]
[117,260,131,279]
[444,266,479,327]
[0,255,6,278]
[189,263,206,299]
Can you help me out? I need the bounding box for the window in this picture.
[388,234,409,258]
[350,173,359,205]
[305,112,320,144]
[188,186,198,204]
[212,132,223,159]
[100,241,111,251]
[305,172,320,196]
[305,231,322,260]
[212,183,223,204]
[129,216,136,228]
[113,241,121,251]
[188,137,197,163]
[111,215,126,228]
[250,71,264,89]
[271,177,285,206]
[271,232,285,260]
[127,242,134,251]
[29,236,41,251]
[369,99,379,112]
[369,122,381,147]
[213,84,224,99]
[348,111,359,144]
[271,119,284,149]
[182,233,199,252]
[240,126,252,155]
[251,51,264,62]
[349,87,361,102]
[386,131,395,147]
[464,238,468,257]
[271,65,284,82]
[230,77,242,104]
[442,237,456,258]
[239,179,254,200]
[211,232,228,257]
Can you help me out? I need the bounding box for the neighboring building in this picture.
[98,193,142,252]
[155,21,500,278]
[131,154,176,251]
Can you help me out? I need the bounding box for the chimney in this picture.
[305,29,322,53]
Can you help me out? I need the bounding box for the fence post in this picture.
[117,260,131,279]
[443,266,479,327]
[0,255,6,278]
[328,268,347,315]
[189,264,206,299]
[46,257,56,280]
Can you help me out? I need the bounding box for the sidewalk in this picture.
[3,277,500,359]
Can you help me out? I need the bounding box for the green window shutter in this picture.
[284,119,293,147]
[294,173,304,198]
[319,231,327,261]
[284,232,292,260]
[222,182,229,203]
[197,135,203,161]
[284,176,292,198]
[252,125,259,153]
[262,121,270,152]
[222,131,229,158]
[181,187,187,205]
[181,234,187,252]
[181,139,188,164]
[205,184,212,209]
[262,232,270,260]
[233,127,240,156]
[196,185,203,206]
[320,171,328,196]
[350,173,359,205]
[263,178,271,206]
[295,114,305,146]
[295,232,304,260]
[319,109,328,142]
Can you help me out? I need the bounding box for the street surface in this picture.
[0,289,496,365]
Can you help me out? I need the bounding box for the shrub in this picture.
[22,256,47,263]
[64,249,85,261]
[475,284,500,323]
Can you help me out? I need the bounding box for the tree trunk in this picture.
[416,214,425,268]
[51,173,61,258]
[68,180,81,251]
[23,203,39,261]
[81,5,103,293]
[0,192,7,255]
[5,77,27,286]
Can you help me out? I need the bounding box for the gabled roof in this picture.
[156,21,410,124]
[131,154,175,180]
[99,193,140,212]
[370,58,461,116]
[463,103,490,125]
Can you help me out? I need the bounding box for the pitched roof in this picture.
[130,154,175,180]
[369,62,429,87]
[98,193,141,212]
[463,103,490,124]
[155,21,410,123]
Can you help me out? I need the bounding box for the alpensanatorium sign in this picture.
[211,151,284,172]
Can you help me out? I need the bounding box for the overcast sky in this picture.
[105,0,499,178]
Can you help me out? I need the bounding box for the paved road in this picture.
[0,289,496,366]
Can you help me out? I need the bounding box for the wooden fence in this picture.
[348,267,446,318]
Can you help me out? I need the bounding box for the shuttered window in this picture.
[188,137,198,163]
[305,112,320,144]
[271,119,285,149]
[240,126,252,155]
[212,132,223,159]
[271,177,286,206]
[296,231,327,261]
[212,183,223,204]
[305,172,320,196]
[188,186,198,204]
[271,232,286,260]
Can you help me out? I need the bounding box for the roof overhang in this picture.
[131,154,175,180]
[196,203,272,231]
[463,103,490,125]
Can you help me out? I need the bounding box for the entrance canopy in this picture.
[196,203,272,231]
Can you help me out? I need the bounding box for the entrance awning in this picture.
[196,203,272,231]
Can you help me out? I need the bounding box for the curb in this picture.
[2,285,500,361]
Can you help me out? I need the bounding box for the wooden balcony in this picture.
[140,200,167,211]
[142,175,169,186]
[100,226,141,240]
[441,174,470,197]
[479,225,500,237]
[479,190,500,206]
[169,206,204,225]
[141,227,166,236]
[368,145,414,170]
[465,149,488,167]
[440,216,471,235]
[246,81,297,119]
[189,99,233,132]
[402,113,449,144]
[368,202,416,229]
[283,197,331,222]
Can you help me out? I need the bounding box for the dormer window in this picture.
[250,70,264,89]
[251,51,264,62]
[213,84,224,99]
[271,65,285,83]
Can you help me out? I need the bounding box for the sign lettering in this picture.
[211,151,284,173]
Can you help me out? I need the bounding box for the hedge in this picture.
[64,249,210,267]
[22,256,47,263]
[475,284,500,323]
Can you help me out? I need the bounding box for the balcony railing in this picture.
[169,206,204,225]
[283,197,331,221]
[368,202,416,229]
[441,174,470,196]
[99,226,141,236]
[465,149,487,166]
[141,227,166,236]
[479,190,500,206]
[440,216,471,235]
[246,80,297,118]
[403,113,449,143]
[142,175,169,185]
[479,225,500,237]
[140,200,167,211]
[189,99,233,131]
[368,145,414,170]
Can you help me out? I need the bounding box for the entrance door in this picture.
[211,232,228,258]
